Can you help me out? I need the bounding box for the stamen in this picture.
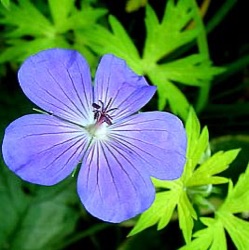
[92,99,117,126]
[92,103,101,109]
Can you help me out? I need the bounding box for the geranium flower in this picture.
[2,49,187,222]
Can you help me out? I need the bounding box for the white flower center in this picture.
[86,123,109,141]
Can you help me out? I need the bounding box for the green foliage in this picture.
[0,0,10,9]
[0,0,107,65]
[125,0,147,12]
[143,1,224,119]
[0,0,224,119]
[0,0,247,249]
[181,164,249,250]
[129,108,241,246]
[0,160,80,250]
[83,14,142,73]
[180,218,227,250]
[142,1,198,64]
[83,0,223,120]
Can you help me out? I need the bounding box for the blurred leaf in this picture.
[48,0,75,33]
[0,36,69,63]
[125,0,147,13]
[0,0,54,37]
[0,0,10,9]
[0,161,80,250]
[122,227,164,250]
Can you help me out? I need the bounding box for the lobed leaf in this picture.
[0,36,69,63]
[185,108,209,177]
[83,15,142,74]
[130,108,240,245]
[129,181,181,236]
[178,191,197,243]
[48,0,75,33]
[148,73,190,120]
[0,0,106,64]
[217,212,249,250]
[220,163,249,213]
[142,1,199,63]
[187,149,240,186]
[180,217,226,250]
[0,0,54,37]
[155,54,225,87]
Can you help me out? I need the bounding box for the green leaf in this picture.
[182,165,249,250]
[130,178,197,243]
[125,0,147,12]
[128,181,181,236]
[178,191,197,243]
[217,212,249,250]
[210,134,249,183]
[220,163,249,213]
[0,163,80,250]
[0,0,54,37]
[155,54,225,87]
[148,73,190,120]
[1,0,10,9]
[185,107,201,147]
[146,54,223,117]
[0,0,106,64]
[84,15,142,74]
[48,0,74,33]
[141,2,223,114]
[130,108,241,245]
[142,1,199,64]
[180,217,227,250]
[185,108,209,177]
[187,149,240,186]
[0,36,70,63]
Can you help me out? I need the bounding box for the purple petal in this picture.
[94,54,156,121]
[109,111,187,180]
[2,114,89,185]
[18,48,93,125]
[77,140,155,223]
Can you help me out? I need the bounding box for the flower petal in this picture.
[77,140,155,223]
[18,48,93,125]
[94,54,156,121]
[2,114,89,185]
[109,111,187,180]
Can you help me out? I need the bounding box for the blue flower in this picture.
[2,49,187,222]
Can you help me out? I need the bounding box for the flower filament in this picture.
[92,98,117,126]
